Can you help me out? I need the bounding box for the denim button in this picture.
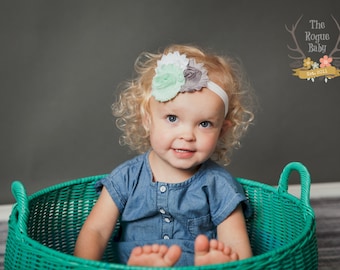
[160,208,166,214]
[164,217,171,223]
[163,235,170,240]
[159,185,167,193]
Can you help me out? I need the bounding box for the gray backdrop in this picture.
[1,0,339,204]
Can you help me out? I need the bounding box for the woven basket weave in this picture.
[5,162,318,269]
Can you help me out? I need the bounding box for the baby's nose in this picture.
[180,126,195,141]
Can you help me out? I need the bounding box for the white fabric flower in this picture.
[155,51,189,72]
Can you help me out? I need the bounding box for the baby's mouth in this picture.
[174,148,194,153]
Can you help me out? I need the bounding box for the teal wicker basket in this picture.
[5,162,318,269]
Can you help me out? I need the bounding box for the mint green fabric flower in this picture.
[152,63,185,102]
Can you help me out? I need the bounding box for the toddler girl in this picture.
[74,44,255,267]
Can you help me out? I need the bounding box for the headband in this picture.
[151,51,229,117]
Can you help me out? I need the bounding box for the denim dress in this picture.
[95,152,251,266]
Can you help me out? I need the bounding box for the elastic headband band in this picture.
[206,81,229,117]
[151,51,229,117]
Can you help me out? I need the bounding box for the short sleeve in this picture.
[94,153,151,214]
[203,164,252,225]
[95,173,127,213]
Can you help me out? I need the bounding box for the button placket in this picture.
[156,183,173,239]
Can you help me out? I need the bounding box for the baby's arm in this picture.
[217,204,252,259]
[74,187,120,261]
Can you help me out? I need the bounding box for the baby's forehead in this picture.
[150,89,225,118]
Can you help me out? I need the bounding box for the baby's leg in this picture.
[127,244,181,267]
[194,235,238,266]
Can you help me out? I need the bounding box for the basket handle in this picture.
[277,162,311,208]
[11,181,29,234]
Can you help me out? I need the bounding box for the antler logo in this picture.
[286,15,340,83]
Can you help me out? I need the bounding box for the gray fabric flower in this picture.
[180,59,209,92]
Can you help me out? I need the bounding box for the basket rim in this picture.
[26,174,314,214]
[27,174,107,202]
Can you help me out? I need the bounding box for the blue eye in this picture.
[167,115,177,123]
[200,121,212,128]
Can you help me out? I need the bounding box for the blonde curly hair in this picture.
[112,44,255,166]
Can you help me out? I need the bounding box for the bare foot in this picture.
[194,235,239,266]
[127,244,182,267]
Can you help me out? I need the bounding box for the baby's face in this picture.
[146,87,227,174]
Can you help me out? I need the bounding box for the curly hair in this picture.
[112,44,255,166]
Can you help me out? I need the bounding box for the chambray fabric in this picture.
[96,152,251,266]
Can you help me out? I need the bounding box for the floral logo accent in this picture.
[319,55,333,68]
[303,57,313,69]
[286,15,340,83]
[297,55,337,82]
[152,52,209,102]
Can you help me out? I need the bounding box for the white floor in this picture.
[0,205,12,222]
[287,182,340,199]
[0,182,339,222]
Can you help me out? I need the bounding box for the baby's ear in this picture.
[142,113,151,132]
[219,119,232,138]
